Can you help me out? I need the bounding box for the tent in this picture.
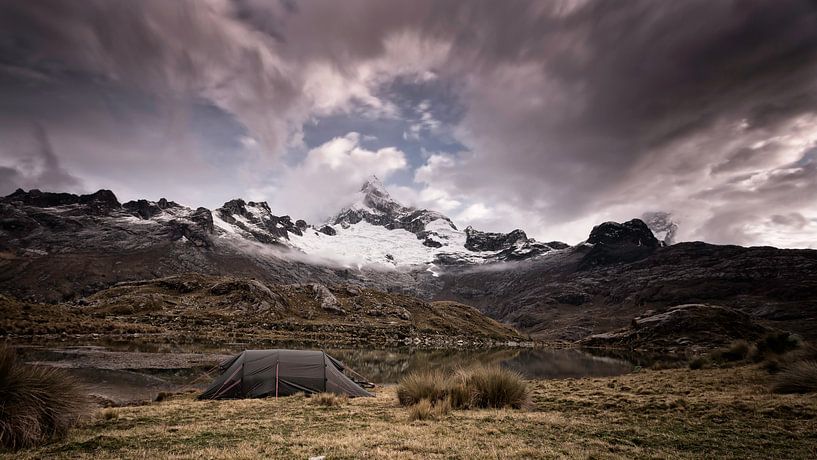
[198,349,373,399]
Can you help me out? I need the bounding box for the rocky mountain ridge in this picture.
[2,184,816,349]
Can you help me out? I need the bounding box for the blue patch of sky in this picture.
[793,146,817,167]
[300,75,468,188]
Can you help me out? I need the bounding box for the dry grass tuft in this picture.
[0,345,89,450]
[397,365,529,411]
[464,365,530,409]
[310,392,348,407]
[753,332,801,360]
[688,356,710,370]
[396,370,452,406]
[772,361,817,394]
[717,340,751,362]
[407,397,452,421]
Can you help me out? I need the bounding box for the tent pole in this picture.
[275,361,279,399]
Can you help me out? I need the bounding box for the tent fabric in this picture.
[198,349,373,400]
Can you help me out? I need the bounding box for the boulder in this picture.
[581,304,770,353]
[311,284,346,315]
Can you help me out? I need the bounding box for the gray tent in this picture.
[198,349,373,399]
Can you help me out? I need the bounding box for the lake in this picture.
[16,343,634,405]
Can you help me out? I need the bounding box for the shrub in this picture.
[0,345,90,450]
[396,370,451,406]
[755,332,801,357]
[464,366,529,409]
[688,356,709,370]
[719,340,751,362]
[397,366,529,411]
[771,361,817,394]
[311,392,348,407]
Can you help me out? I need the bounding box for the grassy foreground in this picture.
[5,365,817,459]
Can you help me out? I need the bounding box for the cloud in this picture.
[264,132,407,222]
[0,123,82,195]
[2,0,817,247]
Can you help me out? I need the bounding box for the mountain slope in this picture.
[1,274,523,347]
[432,221,817,342]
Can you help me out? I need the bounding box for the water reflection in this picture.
[329,348,633,384]
[17,344,634,404]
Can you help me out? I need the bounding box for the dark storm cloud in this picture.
[1,0,816,246]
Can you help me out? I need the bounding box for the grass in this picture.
[0,345,89,450]
[397,365,528,410]
[4,365,817,459]
[464,366,529,409]
[772,361,817,394]
[310,393,348,407]
[716,340,751,362]
[407,398,452,421]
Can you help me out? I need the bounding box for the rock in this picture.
[422,238,442,248]
[190,207,215,233]
[318,225,337,236]
[580,304,770,352]
[123,199,163,220]
[157,198,180,209]
[295,219,308,231]
[465,227,529,252]
[2,188,120,215]
[311,284,346,315]
[77,190,121,215]
[579,219,659,269]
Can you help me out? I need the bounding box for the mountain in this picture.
[288,176,567,267]
[2,181,817,347]
[0,179,560,301]
[432,223,817,343]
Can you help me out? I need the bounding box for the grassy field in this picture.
[5,365,816,459]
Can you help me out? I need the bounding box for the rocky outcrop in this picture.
[311,283,346,315]
[216,199,307,243]
[2,188,120,215]
[580,304,770,353]
[318,225,337,236]
[124,200,163,220]
[579,219,660,269]
[463,226,566,261]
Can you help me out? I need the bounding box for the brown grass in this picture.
[0,345,89,450]
[396,370,453,406]
[397,365,529,410]
[464,366,530,409]
[311,393,348,407]
[3,365,817,459]
[772,360,817,394]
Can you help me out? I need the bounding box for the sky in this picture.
[1,0,816,248]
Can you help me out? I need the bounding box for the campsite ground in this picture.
[5,364,816,459]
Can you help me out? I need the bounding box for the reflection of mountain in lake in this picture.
[329,348,633,383]
[20,345,635,402]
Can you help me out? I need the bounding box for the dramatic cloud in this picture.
[1,0,816,246]
[263,132,407,222]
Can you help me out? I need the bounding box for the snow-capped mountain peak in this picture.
[285,177,568,268]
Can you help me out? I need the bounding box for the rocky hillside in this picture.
[0,274,523,347]
[0,181,566,301]
[2,185,816,348]
[433,220,817,343]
